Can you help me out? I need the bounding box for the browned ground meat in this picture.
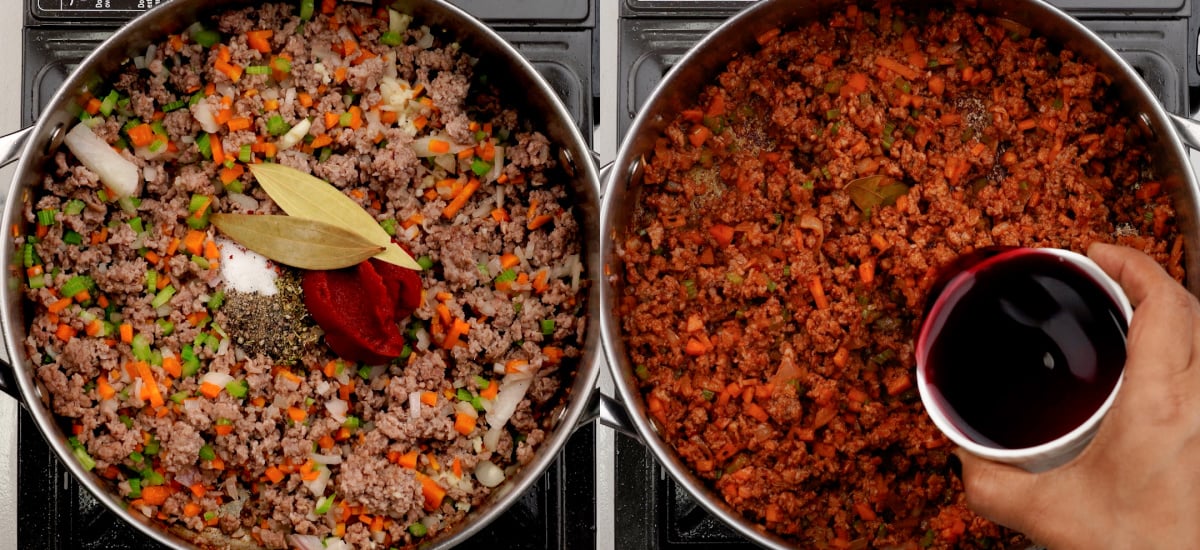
[20,2,587,549]
[617,2,1182,549]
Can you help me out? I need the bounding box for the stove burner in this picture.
[18,1,598,548]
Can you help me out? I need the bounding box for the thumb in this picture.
[956,449,1059,541]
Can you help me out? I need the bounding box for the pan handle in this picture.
[578,390,639,440]
[1168,113,1200,151]
[0,128,31,400]
[0,127,32,170]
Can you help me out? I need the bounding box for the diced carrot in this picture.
[413,115,428,131]
[298,92,314,107]
[527,214,554,230]
[809,276,829,310]
[323,112,340,129]
[215,423,234,436]
[846,72,869,94]
[182,502,202,518]
[210,134,226,165]
[416,473,446,511]
[97,375,116,400]
[287,406,307,422]
[347,106,363,130]
[84,97,102,116]
[420,391,438,407]
[85,319,105,338]
[226,117,252,132]
[442,178,480,219]
[453,412,476,435]
[189,483,207,498]
[48,297,73,314]
[874,56,921,81]
[854,501,878,521]
[859,258,876,285]
[119,323,134,344]
[886,373,913,396]
[141,485,174,506]
[162,356,182,378]
[928,75,945,96]
[833,347,850,369]
[210,456,225,471]
[186,311,210,327]
[265,466,285,483]
[333,66,347,83]
[318,434,335,449]
[525,269,546,293]
[126,123,156,148]
[246,30,273,54]
[543,346,564,365]
[756,27,781,46]
[398,450,419,469]
[183,230,207,256]
[452,457,463,479]
[310,134,333,149]
[199,382,223,399]
[135,361,164,408]
[688,125,713,148]
[684,338,707,356]
[709,224,735,247]
[1136,182,1162,200]
[203,239,220,260]
[745,403,770,423]
[480,380,499,400]
[428,139,451,154]
[441,317,470,349]
[214,59,243,83]
[491,208,509,222]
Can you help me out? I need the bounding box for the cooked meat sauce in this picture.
[19,2,586,548]
[617,3,1183,548]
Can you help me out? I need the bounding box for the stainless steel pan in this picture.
[599,0,1200,548]
[0,0,603,548]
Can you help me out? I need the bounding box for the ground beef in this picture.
[617,2,1183,549]
[21,3,587,549]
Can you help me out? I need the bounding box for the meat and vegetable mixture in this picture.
[618,2,1182,548]
[19,1,586,548]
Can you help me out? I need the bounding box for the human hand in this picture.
[957,243,1200,549]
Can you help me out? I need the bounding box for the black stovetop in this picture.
[19,1,597,549]
[18,0,1200,548]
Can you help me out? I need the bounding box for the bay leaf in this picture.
[211,213,385,271]
[248,163,420,270]
[846,175,910,212]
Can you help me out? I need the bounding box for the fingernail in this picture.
[947,452,962,480]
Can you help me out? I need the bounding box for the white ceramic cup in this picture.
[915,247,1132,473]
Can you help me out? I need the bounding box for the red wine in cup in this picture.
[922,250,1127,449]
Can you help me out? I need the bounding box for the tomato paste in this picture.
[302,259,421,364]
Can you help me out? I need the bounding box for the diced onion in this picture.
[474,460,505,488]
[454,400,478,419]
[225,192,260,212]
[411,134,472,157]
[482,375,533,451]
[305,465,331,496]
[64,123,140,198]
[288,535,326,550]
[277,117,312,151]
[192,102,220,134]
[200,371,235,388]
[485,146,504,183]
[311,452,343,465]
[409,391,422,418]
[325,398,348,423]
